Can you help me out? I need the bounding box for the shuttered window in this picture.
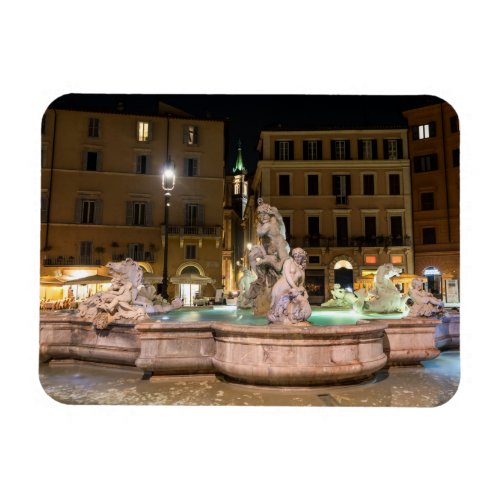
[137,121,152,142]
[388,174,401,195]
[88,118,100,138]
[412,122,436,140]
[274,141,294,160]
[383,139,403,159]
[279,174,290,195]
[332,175,351,204]
[136,154,150,174]
[184,158,199,176]
[75,198,102,224]
[183,125,199,145]
[303,140,322,160]
[414,154,438,173]
[331,140,351,160]
[185,204,204,226]
[363,174,375,195]
[358,139,378,160]
[126,201,152,226]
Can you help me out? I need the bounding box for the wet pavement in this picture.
[39,350,459,407]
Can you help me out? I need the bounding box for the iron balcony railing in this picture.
[43,252,156,266]
[163,225,222,237]
[295,235,412,249]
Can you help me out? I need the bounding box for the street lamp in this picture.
[161,160,175,299]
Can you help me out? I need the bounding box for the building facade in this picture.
[41,102,225,306]
[402,102,460,303]
[247,127,414,304]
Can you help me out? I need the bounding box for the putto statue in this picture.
[78,258,182,328]
[353,263,409,314]
[237,268,256,309]
[321,283,357,309]
[246,198,291,315]
[408,278,444,317]
[267,247,312,325]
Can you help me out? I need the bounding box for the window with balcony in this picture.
[332,175,351,204]
[388,174,401,195]
[185,158,199,176]
[279,174,290,195]
[421,192,434,210]
[331,140,350,160]
[88,118,100,138]
[137,121,152,142]
[80,241,93,264]
[185,203,204,226]
[422,227,436,244]
[136,154,150,174]
[336,217,349,246]
[363,174,375,195]
[308,217,320,247]
[414,153,438,173]
[390,216,404,244]
[303,140,322,160]
[364,216,377,244]
[128,243,144,261]
[307,174,319,195]
[275,141,294,160]
[412,122,436,140]
[183,125,199,145]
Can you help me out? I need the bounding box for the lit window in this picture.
[137,121,151,142]
[390,255,403,265]
[412,122,436,140]
[183,125,199,145]
[364,255,377,265]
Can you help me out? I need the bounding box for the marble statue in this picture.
[408,278,444,317]
[353,263,409,314]
[246,198,291,314]
[267,247,312,325]
[321,283,357,308]
[237,268,256,309]
[78,258,182,328]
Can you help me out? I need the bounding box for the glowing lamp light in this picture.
[162,163,176,192]
[246,243,253,251]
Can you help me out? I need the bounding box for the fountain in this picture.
[40,200,457,386]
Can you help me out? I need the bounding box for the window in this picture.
[364,216,377,243]
[421,192,434,210]
[364,255,377,265]
[88,118,100,138]
[332,175,351,204]
[390,216,403,244]
[363,174,375,195]
[307,174,319,195]
[126,201,151,226]
[75,198,101,224]
[336,217,349,246]
[308,255,320,264]
[84,150,101,171]
[388,174,401,195]
[422,227,436,244]
[183,125,199,145]
[452,148,460,167]
[332,140,350,160]
[412,122,436,140]
[414,154,438,173]
[279,174,290,195]
[41,114,46,135]
[275,141,294,160]
[136,154,150,174]
[137,121,152,142]
[450,115,459,133]
[282,216,291,237]
[185,244,197,260]
[128,243,144,261]
[185,204,204,226]
[358,139,377,160]
[384,139,402,160]
[80,241,93,264]
[41,193,48,223]
[391,255,404,265]
[308,217,320,246]
[185,158,198,176]
[303,140,322,160]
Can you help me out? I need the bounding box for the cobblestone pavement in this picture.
[39,351,459,407]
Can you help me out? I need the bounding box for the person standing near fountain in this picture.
[267,247,312,325]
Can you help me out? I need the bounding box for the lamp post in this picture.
[161,161,175,299]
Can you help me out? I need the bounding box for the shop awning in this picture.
[62,274,112,285]
[143,272,164,284]
[40,276,68,286]
[170,273,214,285]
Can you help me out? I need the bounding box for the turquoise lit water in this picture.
[151,305,405,326]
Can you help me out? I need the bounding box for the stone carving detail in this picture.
[78,258,182,328]
[321,283,357,308]
[267,247,312,325]
[353,263,409,314]
[237,268,256,309]
[408,278,444,317]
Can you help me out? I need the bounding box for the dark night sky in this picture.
[50,93,445,174]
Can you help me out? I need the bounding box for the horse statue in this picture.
[353,263,409,314]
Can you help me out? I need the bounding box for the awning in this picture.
[170,273,214,285]
[62,274,112,285]
[40,276,68,286]
[143,272,164,284]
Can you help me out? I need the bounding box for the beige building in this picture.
[402,102,460,303]
[246,127,414,304]
[41,101,225,306]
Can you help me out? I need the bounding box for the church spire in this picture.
[233,139,247,174]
